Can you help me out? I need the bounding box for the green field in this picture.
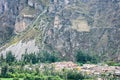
[0,78,23,80]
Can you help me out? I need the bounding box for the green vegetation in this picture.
[75,50,99,64]
[0,50,96,80]
[0,78,23,80]
[0,50,62,66]
[22,50,61,64]
[106,61,120,66]
[0,50,119,80]
[0,67,91,80]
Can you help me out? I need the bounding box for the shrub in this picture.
[34,77,41,80]
[18,73,25,78]
[24,74,34,80]
[6,72,15,78]
[67,70,85,80]
[1,65,8,77]
[106,61,120,66]
[13,78,19,80]
[34,76,45,80]
[48,76,62,80]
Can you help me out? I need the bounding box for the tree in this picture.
[22,52,29,64]
[0,54,5,66]
[75,50,87,63]
[75,50,98,64]
[6,51,15,65]
[1,64,8,77]
[22,52,38,64]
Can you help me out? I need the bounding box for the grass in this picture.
[0,78,23,80]
[83,79,94,80]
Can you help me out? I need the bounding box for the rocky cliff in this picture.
[0,0,45,45]
[0,0,19,45]
[0,0,120,61]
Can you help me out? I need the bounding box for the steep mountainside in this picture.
[0,0,45,45]
[0,0,120,61]
[0,0,19,45]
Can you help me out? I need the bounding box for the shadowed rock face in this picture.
[0,0,25,45]
[0,0,120,61]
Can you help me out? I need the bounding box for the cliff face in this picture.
[0,0,27,45]
[0,0,120,61]
[37,0,120,61]
[0,0,44,45]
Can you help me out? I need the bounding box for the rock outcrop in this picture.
[0,0,120,61]
[0,0,19,45]
[39,0,120,61]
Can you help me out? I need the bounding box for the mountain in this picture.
[0,0,120,61]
